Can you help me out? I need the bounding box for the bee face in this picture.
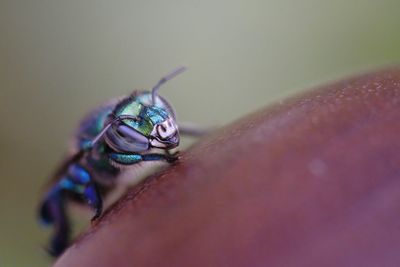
[39,67,192,257]
[150,118,179,149]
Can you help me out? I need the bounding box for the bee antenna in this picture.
[151,66,187,104]
[90,115,139,147]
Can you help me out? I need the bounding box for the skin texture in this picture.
[54,67,400,267]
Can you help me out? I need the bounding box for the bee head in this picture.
[97,67,185,153]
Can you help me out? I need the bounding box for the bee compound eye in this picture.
[114,124,149,144]
[116,125,128,138]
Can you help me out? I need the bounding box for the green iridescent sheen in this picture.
[112,93,171,137]
[110,153,142,164]
[119,101,142,117]
[136,92,171,112]
[135,119,153,136]
[146,106,168,124]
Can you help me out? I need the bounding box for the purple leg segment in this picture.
[39,164,102,256]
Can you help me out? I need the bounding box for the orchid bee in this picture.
[38,67,206,256]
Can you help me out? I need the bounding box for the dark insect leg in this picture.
[109,152,179,165]
[39,189,69,257]
[39,164,102,256]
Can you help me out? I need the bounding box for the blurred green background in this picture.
[1,0,400,266]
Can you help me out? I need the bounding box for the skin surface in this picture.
[55,67,400,267]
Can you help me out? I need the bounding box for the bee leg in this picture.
[39,163,102,256]
[39,187,70,257]
[63,164,103,219]
[109,152,178,165]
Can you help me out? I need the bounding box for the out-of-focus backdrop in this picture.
[1,1,400,266]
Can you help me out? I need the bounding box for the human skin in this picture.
[54,67,400,267]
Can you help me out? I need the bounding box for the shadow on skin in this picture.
[55,67,400,267]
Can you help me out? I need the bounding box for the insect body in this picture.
[39,67,199,256]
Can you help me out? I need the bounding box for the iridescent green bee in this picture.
[39,67,203,256]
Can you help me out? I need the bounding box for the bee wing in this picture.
[39,97,125,193]
[40,149,86,192]
[70,97,124,153]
